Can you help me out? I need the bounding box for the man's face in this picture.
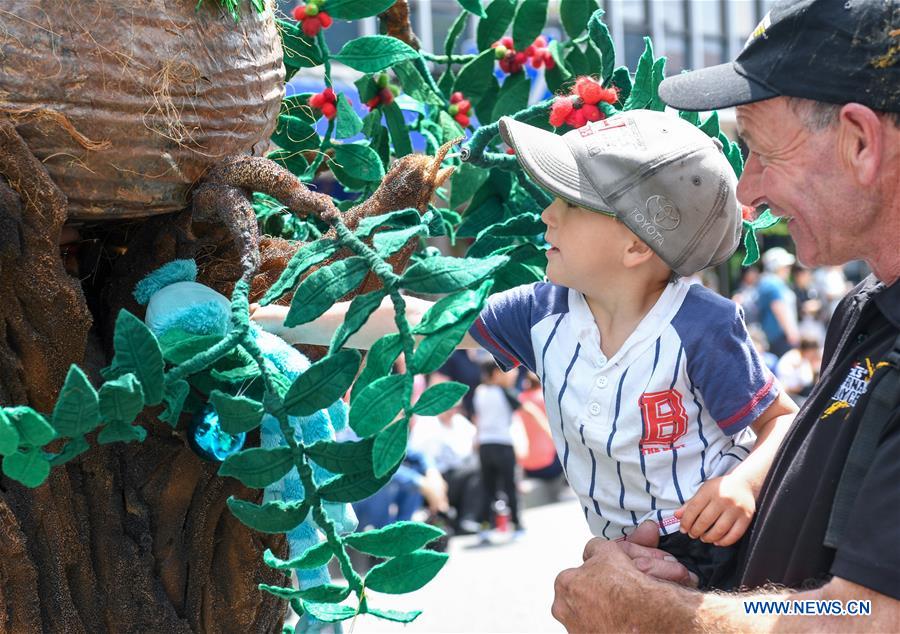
[736,98,859,267]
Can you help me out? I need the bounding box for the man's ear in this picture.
[622,238,656,269]
[837,104,883,187]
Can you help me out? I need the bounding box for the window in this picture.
[661,1,690,73]
[622,0,651,68]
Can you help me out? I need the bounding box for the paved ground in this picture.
[346,497,591,633]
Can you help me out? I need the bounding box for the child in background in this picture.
[472,361,523,540]
[253,109,797,587]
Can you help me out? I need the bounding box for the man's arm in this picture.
[252,295,481,350]
[553,538,900,633]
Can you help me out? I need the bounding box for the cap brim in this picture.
[658,62,779,111]
[498,117,610,213]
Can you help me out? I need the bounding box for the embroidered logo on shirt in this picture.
[822,357,889,420]
[639,389,688,454]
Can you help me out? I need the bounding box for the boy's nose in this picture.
[540,200,559,227]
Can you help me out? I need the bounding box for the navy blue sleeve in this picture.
[673,286,780,435]
[468,283,541,373]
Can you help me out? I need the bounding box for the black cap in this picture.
[659,0,900,112]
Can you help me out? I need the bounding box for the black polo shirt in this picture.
[733,275,900,598]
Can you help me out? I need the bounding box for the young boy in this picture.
[253,109,796,587]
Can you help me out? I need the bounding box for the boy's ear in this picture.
[622,237,656,268]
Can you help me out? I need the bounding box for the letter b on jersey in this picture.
[639,389,688,449]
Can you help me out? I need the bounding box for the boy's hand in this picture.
[674,474,755,547]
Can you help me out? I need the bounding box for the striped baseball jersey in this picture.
[469,279,780,538]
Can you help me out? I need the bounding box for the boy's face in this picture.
[540,197,633,290]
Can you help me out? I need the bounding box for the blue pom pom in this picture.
[133,260,198,305]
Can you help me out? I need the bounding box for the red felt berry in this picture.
[525,45,535,58]
[292,5,306,20]
[321,102,337,119]
[322,87,336,102]
[367,96,381,110]
[514,51,527,64]
[581,103,602,122]
[454,113,470,127]
[574,76,606,105]
[501,36,514,48]
[302,17,320,37]
[741,205,755,221]
[309,92,325,109]
[530,54,544,69]
[379,88,394,104]
[318,11,332,28]
[566,108,587,129]
[543,50,556,70]
[598,86,619,104]
[498,57,511,73]
[533,35,547,48]
[549,97,574,127]
[506,147,516,155]
[456,99,471,114]
[450,91,464,104]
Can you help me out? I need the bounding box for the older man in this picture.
[551,0,900,631]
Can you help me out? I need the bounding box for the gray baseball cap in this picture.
[499,110,741,277]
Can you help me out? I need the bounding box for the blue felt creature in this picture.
[135,260,357,633]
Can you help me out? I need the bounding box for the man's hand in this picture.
[620,520,698,587]
[676,474,755,546]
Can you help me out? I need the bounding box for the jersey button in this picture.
[596,375,609,388]
[589,402,602,416]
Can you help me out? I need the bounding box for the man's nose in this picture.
[736,153,763,207]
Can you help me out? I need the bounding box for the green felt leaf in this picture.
[283,349,361,417]
[479,212,544,240]
[331,143,386,184]
[545,41,573,93]
[355,208,420,239]
[97,420,147,445]
[372,417,409,477]
[264,541,333,570]
[51,365,100,437]
[350,334,402,403]
[477,0,516,51]
[372,225,426,258]
[445,10,470,59]
[99,372,144,423]
[158,332,224,365]
[284,257,370,327]
[349,373,411,437]
[587,9,615,83]
[560,0,598,38]
[512,0,549,50]
[367,607,422,623]
[699,111,720,138]
[330,290,388,353]
[466,234,516,259]
[456,0,485,18]
[647,57,667,111]
[260,582,351,603]
[345,521,445,557]
[473,75,501,125]
[438,110,466,142]
[6,406,56,447]
[679,110,701,126]
[301,601,358,623]
[364,550,449,594]
[412,281,493,335]
[401,254,509,294]
[393,62,444,108]
[565,44,590,77]
[210,391,264,435]
[449,163,489,208]
[159,379,190,427]
[452,49,496,104]
[584,41,603,75]
[281,93,320,125]
[47,435,90,466]
[333,36,419,73]
[3,448,51,487]
[335,94,364,139]
[210,364,258,385]
[260,239,339,305]
[109,310,165,405]
[326,0,397,20]
[412,381,469,416]
[611,66,632,104]
[624,38,654,110]
[317,460,399,502]
[0,411,20,456]
[227,497,309,533]
[271,115,320,153]
[491,72,531,121]
[219,446,294,489]
[305,436,375,474]
[382,101,413,157]
[278,19,324,70]
[412,317,474,374]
